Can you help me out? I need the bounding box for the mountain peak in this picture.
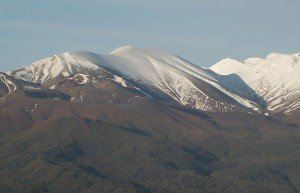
[210,58,249,75]
[8,51,101,83]
[210,52,300,113]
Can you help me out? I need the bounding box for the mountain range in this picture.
[0,46,299,193]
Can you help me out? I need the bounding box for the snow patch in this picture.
[73,74,90,85]
[24,85,41,90]
[113,75,127,87]
[49,85,56,89]
[0,73,17,96]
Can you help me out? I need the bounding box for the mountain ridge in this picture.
[2,46,300,116]
[5,46,261,113]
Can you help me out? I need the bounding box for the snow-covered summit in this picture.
[7,46,260,112]
[106,46,261,112]
[210,53,300,113]
[211,58,255,75]
[8,52,104,84]
[107,45,218,83]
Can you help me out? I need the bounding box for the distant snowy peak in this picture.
[211,53,300,75]
[210,53,300,113]
[211,58,255,75]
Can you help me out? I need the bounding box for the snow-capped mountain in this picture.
[210,53,300,114]
[7,46,260,113]
[5,46,300,115]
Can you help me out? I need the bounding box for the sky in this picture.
[0,0,299,72]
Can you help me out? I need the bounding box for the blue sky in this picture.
[0,0,299,71]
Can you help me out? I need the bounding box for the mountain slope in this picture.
[1,47,300,193]
[0,72,43,99]
[7,46,260,113]
[0,86,299,193]
[210,53,300,114]
[0,73,17,98]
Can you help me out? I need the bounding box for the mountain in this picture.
[1,46,300,193]
[7,46,260,113]
[5,47,300,115]
[210,53,300,115]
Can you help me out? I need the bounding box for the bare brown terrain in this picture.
[0,74,299,193]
